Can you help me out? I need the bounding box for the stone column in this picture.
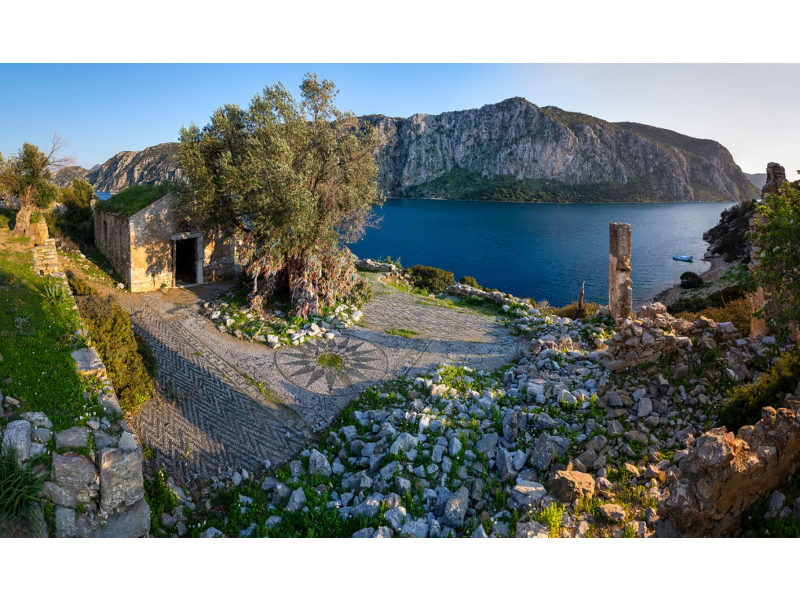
[609,223,632,324]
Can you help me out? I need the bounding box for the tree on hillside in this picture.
[54,178,96,245]
[176,73,384,317]
[0,134,74,237]
[750,181,800,337]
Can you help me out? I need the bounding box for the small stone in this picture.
[285,488,307,512]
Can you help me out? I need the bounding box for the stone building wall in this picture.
[95,194,238,292]
[129,196,180,291]
[94,208,132,287]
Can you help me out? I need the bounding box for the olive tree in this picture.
[0,135,73,237]
[176,74,384,317]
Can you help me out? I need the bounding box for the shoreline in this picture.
[650,253,732,307]
[387,196,737,206]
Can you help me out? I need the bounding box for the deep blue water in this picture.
[349,199,733,307]
[95,191,114,201]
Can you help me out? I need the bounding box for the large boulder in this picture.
[52,453,96,504]
[2,420,32,464]
[98,447,145,513]
[552,470,595,502]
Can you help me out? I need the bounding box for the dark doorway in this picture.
[175,238,198,285]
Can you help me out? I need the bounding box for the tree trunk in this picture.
[11,187,35,237]
[577,281,585,318]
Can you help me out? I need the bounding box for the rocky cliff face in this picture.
[53,143,180,191]
[55,98,758,202]
[366,98,758,202]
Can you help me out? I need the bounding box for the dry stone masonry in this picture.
[608,223,633,325]
[0,243,149,537]
[660,388,800,537]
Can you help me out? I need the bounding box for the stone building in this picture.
[94,193,238,292]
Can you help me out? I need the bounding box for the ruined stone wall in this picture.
[94,209,132,287]
[660,389,800,537]
[129,195,179,292]
[31,238,60,277]
[600,302,738,373]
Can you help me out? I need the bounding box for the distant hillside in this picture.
[743,172,766,190]
[55,98,758,203]
[53,143,180,191]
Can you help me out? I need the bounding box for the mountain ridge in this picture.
[54,98,758,202]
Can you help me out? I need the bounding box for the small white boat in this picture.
[673,255,693,262]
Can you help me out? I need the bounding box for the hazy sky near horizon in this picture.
[2,63,799,177]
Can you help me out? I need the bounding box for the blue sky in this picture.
[2,63,799,176]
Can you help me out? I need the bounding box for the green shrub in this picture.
[459,276,481,289]
[52,179,96,245]
[66,272,94,296]
[718,346,800,432]
[0,214,8,230]
[30,211,43,224]
[676,297,752,336]
[408,265,455,294]
[680,271,703,289]
[668,285,744,314]
[76,294,153,415]
[135,332,158,378]
[0,444,48,537]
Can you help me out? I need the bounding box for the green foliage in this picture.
[750,184,800,335]
[675,297,752,336]
[459,275,481,288]
[668,285,745,314]
[0,213,9,230]
[51,179,96,245]
[29,211,43,224]
[144,470,179,537]
[404,166,665,203]
[718,346,800,432]
[0,142,60,210]
[76,294,154,415]
[39,278,68,303]
[66,272,94,296]
[135,332,158,378]
[386,327,419,338]
[680,271,703,289]
[100,183,172,216]
[408,264,455,294]
[532,502,564,537]
[176,73,383,318]
[0,237,88,429]
[0,444,48,537]
[316,352,344,371]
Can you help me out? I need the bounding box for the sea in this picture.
[349,199,734,307]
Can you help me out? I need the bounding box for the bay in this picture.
[349,199,734,307]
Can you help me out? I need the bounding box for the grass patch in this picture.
[0,234,88,429]
[317,352,344,371]
[386,327,419,338]
[0,444,48,537]
[98,183,172,217]
[144,469,179,537]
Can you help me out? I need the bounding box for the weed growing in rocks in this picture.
[0,444,48,536]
